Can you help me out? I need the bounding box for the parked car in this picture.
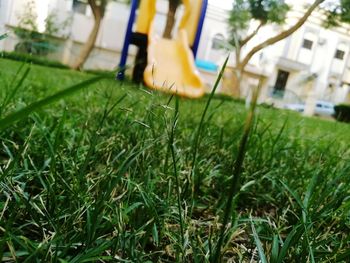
[284,103,305,113]
[314,101,335,117]
[284,101,335,117]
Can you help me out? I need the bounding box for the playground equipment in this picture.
[117,0,208,98]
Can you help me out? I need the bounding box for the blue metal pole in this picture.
[192,0,208,58]
[117,0,138,80]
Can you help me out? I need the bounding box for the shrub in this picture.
[13,0,71,56]
[211,93,245,104]
[334,104,350,122]
[14,28,58,56]
[0,51,69,69]
[85,69,116,76]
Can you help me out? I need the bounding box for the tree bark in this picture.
[72,0,106,70]
[239,21,264,47]
[233,47,243,97]
[233,23,263,98]
[163,2,179,39]
[72,16,102,70]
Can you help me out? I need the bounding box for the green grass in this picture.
[0,58,349,262]
[0,51,69,70]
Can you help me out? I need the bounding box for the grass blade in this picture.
[277,224,304,262]
[251,219,268,263]
[191,55,229,195]
[271,234,279,263]
[212,78,261,263]
[1,66,31,115]
[0,75,107,130]
[0,33,8,41]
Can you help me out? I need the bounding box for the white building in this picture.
[223,0,350,107]
[0,0,349,106]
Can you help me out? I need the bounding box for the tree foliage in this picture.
[249,0,290,24]
[323,0,350,27]
[228,0,290,46]
[14,0,70,56]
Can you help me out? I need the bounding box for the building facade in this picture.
[224,0,350,108]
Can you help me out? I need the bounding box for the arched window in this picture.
[211,33,225,50]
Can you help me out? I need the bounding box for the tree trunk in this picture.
[232,47,243,98]
[71,0,107,70]
[234,66,244,98]
[163,2,178,39]
[72,15,102,70]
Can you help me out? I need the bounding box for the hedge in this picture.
[0,51,69,69]
[334,104,350,123]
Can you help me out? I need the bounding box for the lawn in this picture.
[0,58,349,262]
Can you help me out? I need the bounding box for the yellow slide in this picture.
[139,0,205,98]
[144,30,204,98]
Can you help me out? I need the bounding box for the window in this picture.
[302,39,313,50]
[211,34,225,50]
[73,0,88,14]
[335,49,345,60]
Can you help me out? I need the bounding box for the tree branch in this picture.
[88,0,99,18]
[88,0,108,19]
[239,21,264,47]
[100,0,108,17]
[240,0,325,70]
